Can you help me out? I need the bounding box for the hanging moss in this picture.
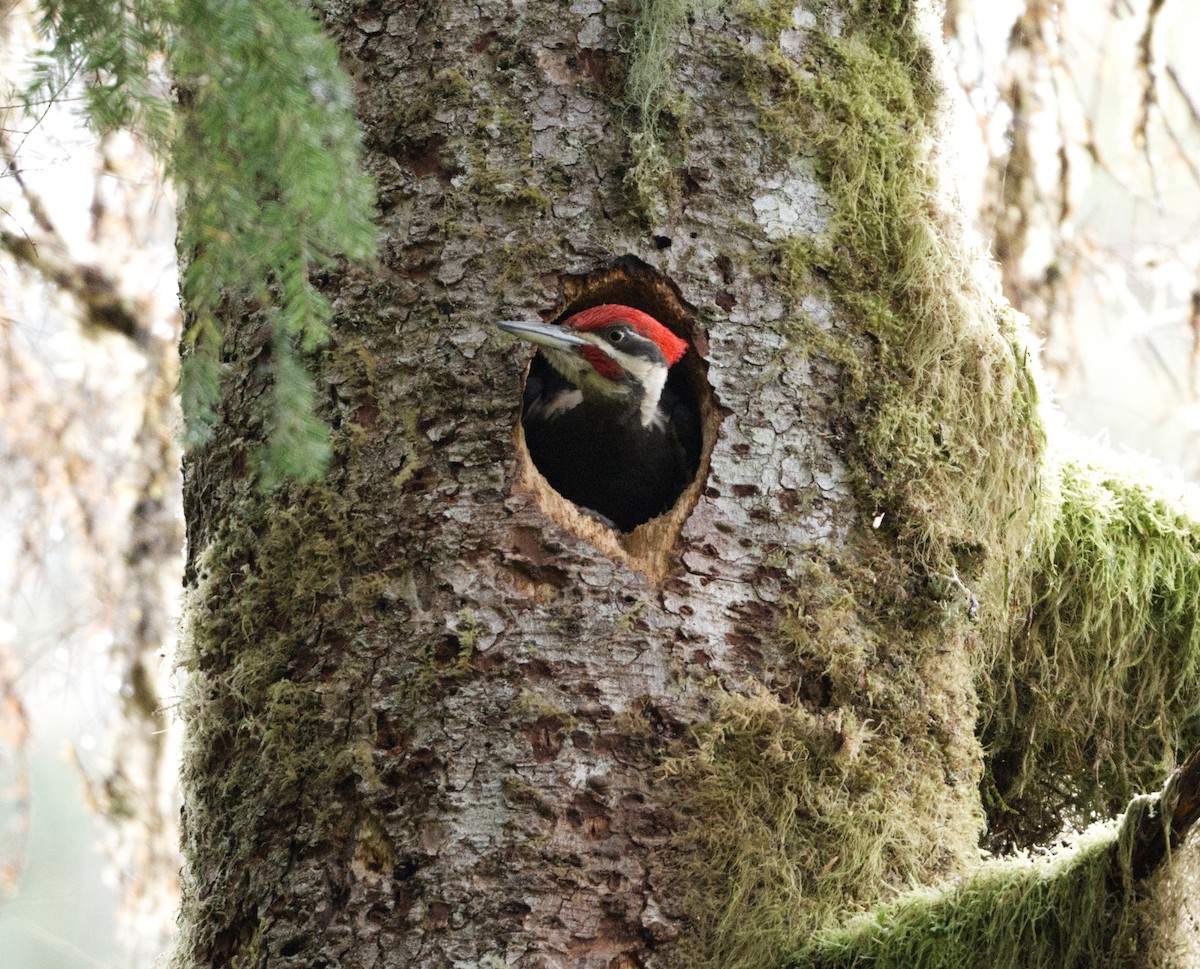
[619,0,715,219]
[985,452,1200,842]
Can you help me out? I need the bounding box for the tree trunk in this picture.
[174,2,1106,968]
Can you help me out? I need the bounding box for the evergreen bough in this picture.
[24,0,376,485]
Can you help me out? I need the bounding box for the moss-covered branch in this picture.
[985,453,1200,842]
[791,746,1200,969]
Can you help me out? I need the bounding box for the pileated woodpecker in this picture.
[499,304,701,531]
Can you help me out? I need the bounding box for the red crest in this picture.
[565,305,688,366]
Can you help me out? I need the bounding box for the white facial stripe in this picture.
[608,349,668,427]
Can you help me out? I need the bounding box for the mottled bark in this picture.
[177,3,1009,968]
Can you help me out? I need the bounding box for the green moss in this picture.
[749,0,1200,884]
[716,9,1045,630]
[182,492,380,780]
[619,0,713,219]
[495,232,559,288]
[663,544,993,969]
[658,0,1199,964]
[792,808,1142,969]
[665,681,984,969]
[389,615,477,734]
[176,468,428,965]
[985,454,1200,839]
[465,103,552,210]
[737,0,800,36]
[756,13,1200,854]
[795,36,1043,607]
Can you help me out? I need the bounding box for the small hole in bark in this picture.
[504,256,718,583]
[652,234,672,249]
[435,635,464,663]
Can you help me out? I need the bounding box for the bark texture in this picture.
[177,2,1040,968]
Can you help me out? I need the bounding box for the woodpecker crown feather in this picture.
[565,304,689,366]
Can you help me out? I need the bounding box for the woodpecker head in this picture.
[498,304,688,426]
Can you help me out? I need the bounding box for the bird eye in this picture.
[607,329,625,344]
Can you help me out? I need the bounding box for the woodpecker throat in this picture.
[499,304,701,532]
